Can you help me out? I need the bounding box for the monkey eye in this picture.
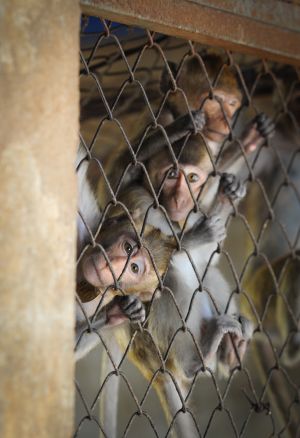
[167,168,179,179]
[124,241,134,256]
[188,173,200,183]
[229,99,238,107]
[131,262,139,274]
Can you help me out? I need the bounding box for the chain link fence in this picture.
[75,15,300,437]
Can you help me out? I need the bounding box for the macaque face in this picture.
[80,233,150,288]
[201,88,241,141]
[157,162,207,222]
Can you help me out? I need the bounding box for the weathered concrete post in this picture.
[0,2,79,437]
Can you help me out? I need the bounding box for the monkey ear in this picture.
[160,61,178,94]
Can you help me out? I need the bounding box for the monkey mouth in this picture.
[167,206,190,222]
[204,125,229,136]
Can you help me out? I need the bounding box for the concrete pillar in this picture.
[0,1,79,437]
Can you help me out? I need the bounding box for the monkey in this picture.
[96,154,255,437]
[98,171,254,438]
[158,53,275,168]
[240,251,300,437]
[234,75,300,437]
[243,250,300,366]
[75,147,176,360]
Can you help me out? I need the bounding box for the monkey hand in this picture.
[191,109,206,133]
[254,112,275,139]
[200,314,253,373]
[218,315,254,372]
[242,112,275,153]
[219,173,246,201]
[104,295,146,327]
[182,213,227,246]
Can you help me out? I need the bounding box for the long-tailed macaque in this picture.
[238,77,300,436]
[75,149,176,359]
[96,134,256,437]
[243,251,300,366]
[158,53,275,166]
[241,251,300,437]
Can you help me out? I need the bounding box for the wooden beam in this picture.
[80,0,300,66]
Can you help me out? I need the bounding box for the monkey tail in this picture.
[240,169,300,436]
[98,332,123,438]
[241,198,300,436]
[152,372,200,438]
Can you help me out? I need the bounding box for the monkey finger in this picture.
[256,113,275,138]
[219,334,245,368]
[191,109,206,132]
[129,308,146,323]
[219,173,246,200]
[205,215,227,241]
[215,314,243,338]
[238,315,254,341]
[261,122,276,138]
[120,295,143,313]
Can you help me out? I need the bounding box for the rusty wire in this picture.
[75,15,300,437]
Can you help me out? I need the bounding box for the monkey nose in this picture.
[109,257,127,279]
[173,192,189,211]
[224,104,234,119]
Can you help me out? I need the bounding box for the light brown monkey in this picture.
[241,251,300,436]
[75,150,176,360]
[243,251,300,366]
[96,133,255,437]
[101,170,254,438]
[235,74,300,437]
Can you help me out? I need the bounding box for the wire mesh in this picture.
[75,15,300,438]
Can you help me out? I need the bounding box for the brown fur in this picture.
[166,54,242,115]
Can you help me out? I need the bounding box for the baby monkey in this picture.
[75,150,175,360]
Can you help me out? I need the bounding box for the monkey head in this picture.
[77,215,175,303]
[161,54,242,142]
[147,135,213,223]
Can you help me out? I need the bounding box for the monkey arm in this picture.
[136,109,205,162]
[113,109,205,191]
[183,173,246,248]
[219,113,275,172]
[76,295,145,337]
[75,294,145,359]
[199,314,253,374]
[182,214,226,248]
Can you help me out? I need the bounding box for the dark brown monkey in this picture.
[159,53,275,162]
